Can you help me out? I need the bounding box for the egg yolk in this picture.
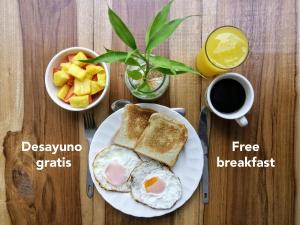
[144,177,158,188]
[105,160,127,186]
[144,176,165,194]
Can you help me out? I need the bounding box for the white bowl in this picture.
[45,47,110,111]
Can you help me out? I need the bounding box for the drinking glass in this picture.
[196,26,249,77]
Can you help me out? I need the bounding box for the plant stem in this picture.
[135,50,147,62]
[144,58,150,80]
[135,50,151,81]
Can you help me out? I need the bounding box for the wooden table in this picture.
[0,0,298,224]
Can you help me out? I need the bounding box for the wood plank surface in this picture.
[0,0,24,225]
[295,0,300,224]
[204,1,296,225]
[2,0,81,224]
[169,2,203,225]
[0,0,298,225]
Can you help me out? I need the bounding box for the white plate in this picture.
[89,103,204,217]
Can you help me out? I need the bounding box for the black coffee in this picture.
[210,79,246,113]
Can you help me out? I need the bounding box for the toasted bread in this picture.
[113,104,156,149]
[134,113,188,167]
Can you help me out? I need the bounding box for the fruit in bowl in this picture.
[45,47,110,111]
[52,51,106,107]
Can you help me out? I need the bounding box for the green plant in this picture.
[82,0,202,90]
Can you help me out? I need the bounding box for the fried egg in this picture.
[93,145,141,192]
[131,161,182,209]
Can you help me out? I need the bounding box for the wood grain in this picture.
[76,1,94,225]
[205,1,296,225]
[3,0,81,224]
[76,0,112,225]
[105,1,173,225]
[0,0,298,224]
[169,1,203,225]
[0,0,23,224]
[295,0,300,224]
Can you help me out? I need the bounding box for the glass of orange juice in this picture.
[196,26,249,77]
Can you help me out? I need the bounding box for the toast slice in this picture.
[113,104,156,149]
[134,113,188,167]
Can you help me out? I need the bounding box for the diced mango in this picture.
[68,64,86,81]
[86,65,104,79]
[74,78,90,96]
[69,95,90,108]
[90,80,104,95]
[60,62,71,72]
[64,86,74,102]
[53,70,70,86]
[71,51,88,67]
[86,73,94,80]
[57,84,70,100]
[97,72,106,88]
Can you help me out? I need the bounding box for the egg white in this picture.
[93,145,142,192]
[131,161,182,209]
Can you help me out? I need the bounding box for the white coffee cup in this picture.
[206,73,254,127]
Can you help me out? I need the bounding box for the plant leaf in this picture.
[150,55,201,76]
[127,70,143,80]
[149,55,172,69]
[146,16,192,53]
[154,67,179,75]
[104,47,113,52]
[108,7,137,49]
[124,58,140,66]
[125,49,137,64]
[169,60,200,75]
[145,0,173,45]
[80,51,139,66]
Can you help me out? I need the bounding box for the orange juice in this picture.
[196,26,249,77]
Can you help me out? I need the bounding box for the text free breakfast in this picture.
[217,141,276,168]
